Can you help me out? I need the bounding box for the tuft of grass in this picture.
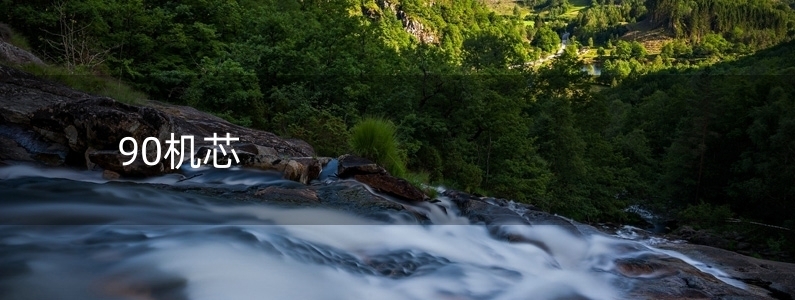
[13,63,146,105]
[349,118,406,177]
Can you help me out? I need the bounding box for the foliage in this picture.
[604,40,795,228]
[183,56,264,127]
[533,26,562,53]
[678,202,733,229]
[648,0,794,50]
[572,0,644,44]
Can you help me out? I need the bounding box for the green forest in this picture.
[1,0,795,258]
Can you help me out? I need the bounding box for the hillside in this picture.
[619,20,673,54]
[601,40,795,259]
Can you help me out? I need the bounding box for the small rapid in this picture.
[0,164,744,300]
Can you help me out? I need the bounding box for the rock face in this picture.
[0,65,322,182]
[372,1,435,44]
[336,154,428,202]
[618,254,760,299]
[659,243,795,299]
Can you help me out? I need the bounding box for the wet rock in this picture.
[658,243,795,299]
[443,190,576,227]
[145,101,314,158]
[335,155,427,202]
[615,256,679,278]
[0,135,30,162]
[29,98,172,170]
[621,252,766,299]
[237,153,325,184]
[292,157,324,183]
[446,190,529,225]
[102,170,121,180]
[0,65,318,182]
[353,173,428,202]
[336,154,386,177]
[314,181,424,223]
[254,186,319,203]
[0,67,81,125]
[88,150,166,177]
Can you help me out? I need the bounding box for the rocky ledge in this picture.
[0,65,324,182]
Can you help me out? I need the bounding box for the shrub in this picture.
[349,118,406,177]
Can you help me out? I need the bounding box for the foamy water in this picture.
[0,164,744,299]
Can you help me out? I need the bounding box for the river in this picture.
[0,164,744,300]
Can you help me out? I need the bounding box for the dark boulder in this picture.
[657,243,795,299]
[336,154,386,177]
[353,173,428,202]
[336,154,427,202]
[620,252,769,299]
[444,190,529,225]
[254,186,320,204]
[88,150,166,177]
[29,97,172,174]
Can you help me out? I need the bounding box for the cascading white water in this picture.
[0,164,744,300]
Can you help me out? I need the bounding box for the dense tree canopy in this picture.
[648,0,795,48]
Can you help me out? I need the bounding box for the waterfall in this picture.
[0,164,747,300]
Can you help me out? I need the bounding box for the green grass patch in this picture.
[10,63,147,105]
[349,118,406,177]
[481,0,533,16]
[561,0,590,19]
[580,48,598,59]
[404,171,439,199]
[7,33,32,52]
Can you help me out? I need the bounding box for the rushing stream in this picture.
[0,164,744,300]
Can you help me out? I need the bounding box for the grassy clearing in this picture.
[562,0,590,19]
[480,0,534,17]
[12,63,147,105]
[579,48,603,62]
[620,20,675,54]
